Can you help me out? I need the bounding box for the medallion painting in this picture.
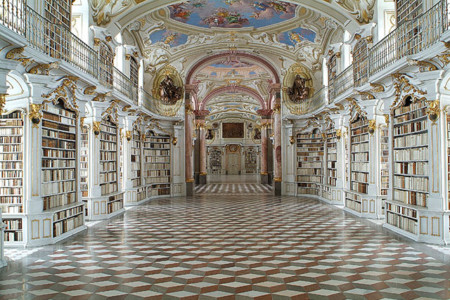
[278,27,317,46]
[169,0,297,28]
[149,29,189,47]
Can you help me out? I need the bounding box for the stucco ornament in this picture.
[91,0,133,26]
[336,0,375,24]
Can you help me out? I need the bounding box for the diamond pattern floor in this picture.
[1,194,449,299]
[195,183,273,194]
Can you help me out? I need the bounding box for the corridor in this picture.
[0,194,449,299]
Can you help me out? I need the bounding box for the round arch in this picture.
[201,85,266,110]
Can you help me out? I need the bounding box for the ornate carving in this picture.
[84,86,96,95]
[358,91,375,100]
[370,83,385,93]
[91,0,133,26]
[41,78,79,115]
[122,105,132,112]
[407,59,438,72]
[93,92,110,102]
[287,75,311,103]
[29,104,42,126]
[336,0,375,24]
[28,62,59,75]
[125,130,132,141]
[5,47,33,66]
[172,136,178,145]
[368,119,376,134]
[159,75,182,104]
[384,114,389,124]
[427,100,440,123]
[336,129,342,140]
[437,53,450,66]
[80,116,86,128]
[391,73,427,109]
[92,121,101,135]
[101,101,119,124]
[0,94,6,115]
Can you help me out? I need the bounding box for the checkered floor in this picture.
[195,183,273,194]
[0,194,449,299]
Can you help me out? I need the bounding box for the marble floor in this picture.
[1,190,449,299]
[195,183,272,194]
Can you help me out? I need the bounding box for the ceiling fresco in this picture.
[206,93,261,122]
[149,29,189,47]
[169,0,297,29]
[196,63,268,80]
[278,27,317,46]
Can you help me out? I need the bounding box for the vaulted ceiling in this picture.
[92,0,373,123]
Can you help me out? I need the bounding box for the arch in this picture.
[186,51,280,85]
[201,86,266,110]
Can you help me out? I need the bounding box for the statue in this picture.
[159,75,182,104]
[287,75,310,103]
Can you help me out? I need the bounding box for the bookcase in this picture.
[380,125,389,215]
[0,209,5,267]
[296,130,323,196]
[131,129,142,188]
[80,125,89,216]
[208,147,223,175]
[40,101,85,241]
[345,114,369,214]
[322,127,340,203]
[0,111,24,244]
[100,117,119,196]
[144,132,171,198]
[386,96,428,236]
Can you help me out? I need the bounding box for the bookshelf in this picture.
[209,147,222,175]
[0,111,24,243]
[387,96,428,235]
[346,115,369,213]
[0,209,5,267]
[296,131,323,196]
[144,132,171,197]
[396,0,423,25]
[131,129,142,188]
[80,125,89,216]
[100,117,118,196]
[44,0,71,29]
[326,129,337,187]
[380,125,389,215]
[41,102,77,211]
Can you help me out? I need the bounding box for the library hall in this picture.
[0,0,450,299]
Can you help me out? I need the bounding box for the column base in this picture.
[199,174,207,184]
[186,181,195,196]
[261,173,269,184]
[274,181,282,196]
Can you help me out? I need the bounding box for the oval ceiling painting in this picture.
[169,0,297,29]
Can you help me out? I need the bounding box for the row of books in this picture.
[0,153,23,161]
[101,183,118,195]
[99,172,117,183]
[145,143,170,149]
[42,129,75,140]
[53,205,83,222]
[100,133,117,142]
[351,172,368,182]
[44,105,76,119]
[394,132,428,148]
[43,112,76,126]
[0,120,22,127]
[296,175,322,183]
[297,156,322,162]
[42,139,75,149]
[0,205,23,213]
[351,143,369,152]
[393,120,427,135]
[100,152,117,161]
[43,149,76,159]
[4,231,23,242]
[100,162,116,172]
[0,128,22,135]
[42,159,75,168]
[144,150,170,156]
[297,169,322,175]
[393,103,426,119]
[100,124,117,134]
[351,153,369,162]
[53,214,83,237]
[345,198,362,212]
[387,202,417,219]
[144,157,170,163]
[145,163,170,170]
[145,170,170,177]
[146,138,170,143]
[0,136,22,144]
[42,120,76,133]
[145,177,171,184]
[386,211,417,234]
[0,187,21,195]
[43,192,76,210]
[393,190,427,207]
[3,218,22,229]
[297,162,322,168]
[42,169,75,182]
[42,180,76,197]
[351,134,369,143]
[0,179,23,187]
[351,182,368,194]
[393,176,428,192]
[394,162,428,175]
[328,161,336,169]
[350,162,369,172]
[394,148,428,161]
[328,153,337,160]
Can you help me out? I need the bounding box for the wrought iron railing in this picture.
[330,66,354,99]
[0,1,138,104]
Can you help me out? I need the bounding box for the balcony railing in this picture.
[0,1,138,104]
[331,0,449,100]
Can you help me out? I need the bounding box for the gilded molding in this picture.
[370,83,385,93]
[0,94,6,115]
[84,86,96,95]
[390,73,427,109]
[407,59,438,72]
[358,91,375,100]
[92,121,101,135]
[41,78,79,115]
[368,119,376,135]
[336,129,342,139]
[427,100,440,123]
[29,103,42,126]
[28,62,59,75]
[384,114,389,124]
[93,92,110,102]
[5,47,33,66]
[125,130,132,141]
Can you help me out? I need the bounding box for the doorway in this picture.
[225,144,241,175]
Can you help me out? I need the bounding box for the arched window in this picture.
[353,39,369,87]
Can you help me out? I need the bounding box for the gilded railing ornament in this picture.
[29,104,42,126]
[93,121,101,136]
